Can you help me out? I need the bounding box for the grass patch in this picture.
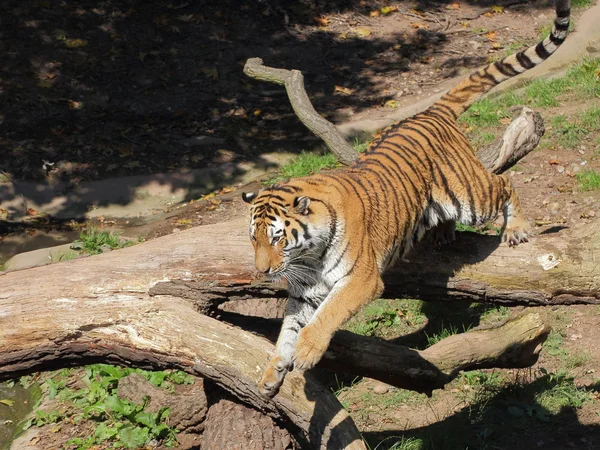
[580,105,600,130]
[70,228,135,255]
[266,138,371,184]
[572,0,594,7]
[345,298,427,338]
[535,371,593,413]
[23,365,194,449]
[463,58,600,130]
[425,322,469,346]
[375,437,424,450]
[577,169,600,191]
[550,114,587,147]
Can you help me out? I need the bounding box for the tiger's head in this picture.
[242,185,330,282]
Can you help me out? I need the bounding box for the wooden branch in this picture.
[220,310,550,396]
[476,107,545,173]
[244,57,358,165]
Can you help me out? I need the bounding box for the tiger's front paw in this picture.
[502,219,531,247]
[293,326,329,371]
[258,355,290,398]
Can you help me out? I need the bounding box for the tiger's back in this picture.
[243,0,571,398]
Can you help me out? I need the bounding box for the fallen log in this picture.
[0,256,364,449]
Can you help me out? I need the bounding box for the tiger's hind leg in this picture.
[498,174,530,246]
[425,220,456,248]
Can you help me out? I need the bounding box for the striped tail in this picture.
[433,0,570,118]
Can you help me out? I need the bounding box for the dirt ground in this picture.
[2,0,600,449]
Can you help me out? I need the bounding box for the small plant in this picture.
[577,169,600,191]
[425,323,469,346]
[535,370,593,413]
[23,365,194,449]
[551,114,587,147]
[265,150,340,185]
[70,228,134,255]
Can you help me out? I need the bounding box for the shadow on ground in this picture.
[0,0,557,220]
[364,377,600,450]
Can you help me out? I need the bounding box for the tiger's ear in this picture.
[242,192,257,204]
[293,196,311,215]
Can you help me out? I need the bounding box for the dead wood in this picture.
[203,398,293,450]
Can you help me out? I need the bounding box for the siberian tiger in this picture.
[243,0,570,397]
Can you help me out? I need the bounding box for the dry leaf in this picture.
[380,6,398,15]
[315,16,330,27]
[446,3,461,10]
[0,209,8,220]
[369,10,381,17]
[491,5,504,13]
[68,100,83,110]
[499,117,512,125]
[334,85,354,95]
[411,22,428,29]
[492,42,503,49]
[353,27,372,37]
[64,38,88,48]
[548,159,561,165]
[485,31,497,42]
[384,100,399,108]
[26,208,38,216]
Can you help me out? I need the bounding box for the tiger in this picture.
[242,0,570,398]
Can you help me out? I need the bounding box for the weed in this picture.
[544,330,568,358]
[24,365,194,449]
[550,114,587,147]
[479,305,511,323]
[580,106,600,130]
[462,371,505,388]
[265,150,340,185]
[577,169,600,191]
[535,370,592,413]
[353,137,371,153]
[425,323,469,346]
[572,0,594,7]
[373,436,424,450]
[70,228,135,255]
[346,303,401,337]
[524,77,567,107]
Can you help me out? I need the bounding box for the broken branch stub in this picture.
[244,57,358,165]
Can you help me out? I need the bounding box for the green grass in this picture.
[371,436,425,450]
[425,323,469,346]
[70,228,135,255]
[345,298,427,338]
[577,169,600,191]
[266,138,371,184]
[462,58,600,129]
[535,371,593,413]
[22,365,195,449]
[550,114,587,147]
[580,105,600,130]
[572,0,594,8]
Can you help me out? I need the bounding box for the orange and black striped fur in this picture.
[243,0,570,398]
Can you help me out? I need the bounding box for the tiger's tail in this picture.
[432,0,570,118]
